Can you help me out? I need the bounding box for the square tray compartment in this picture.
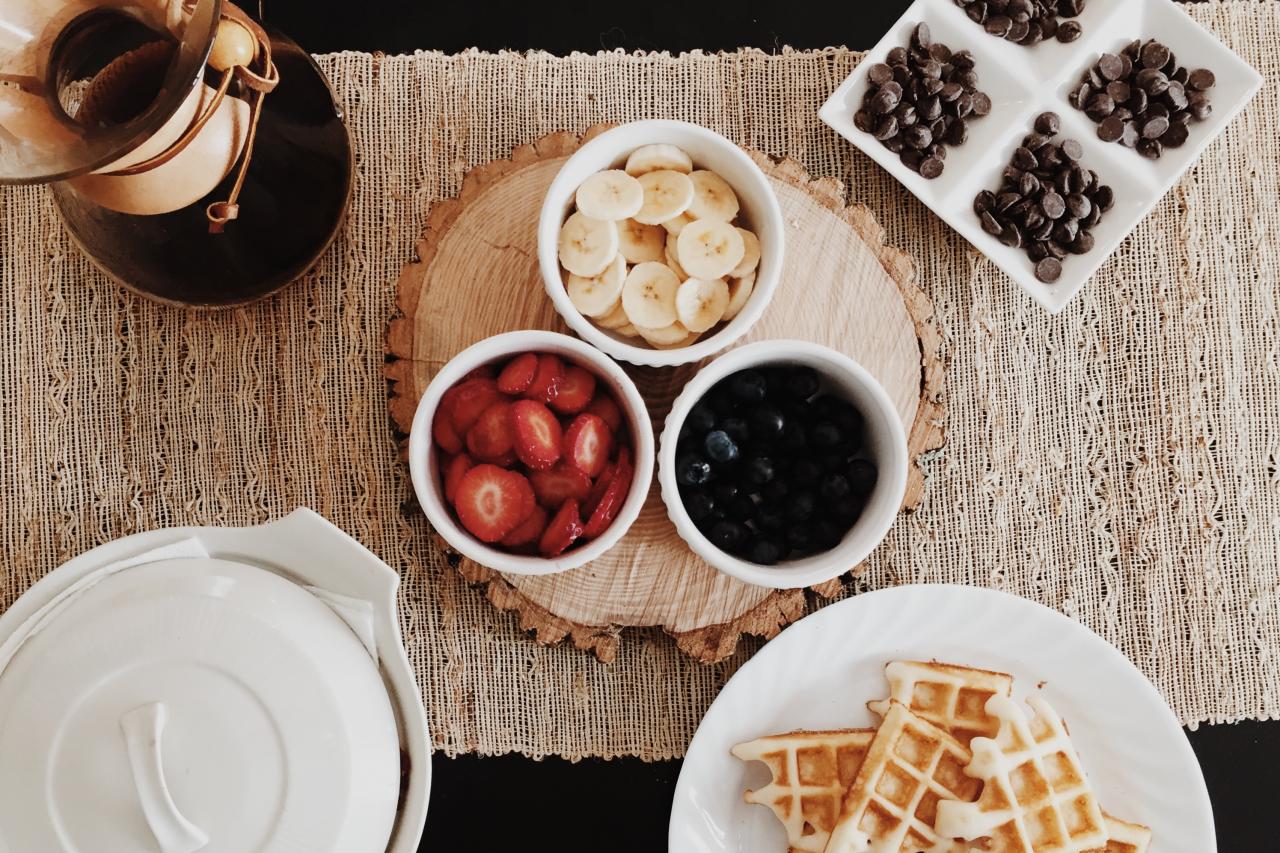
[819,0,1261,313]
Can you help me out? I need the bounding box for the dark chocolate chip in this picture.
[1034,111,1061,135]
[1035,257,1063,283]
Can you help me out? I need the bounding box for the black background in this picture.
[255,1,1276,849]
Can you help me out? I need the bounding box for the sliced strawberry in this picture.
[564,413,614,478]
[529,463,592,508]
[582,451,633,539]
[583,460,616,517]
[499,503,548,548]
[487,449,517,467]
[497,353,538,394]
[524,354,564,404]
[539,499,584,557]
[445,378,501,434]
[443,452,474,504]
[432,406,463,454]
[461,365,494,382]
[511,400,563,471]
[584,393,623,433]
[549,365,597,414]
[465,401,514,461]
[453,464,535,543]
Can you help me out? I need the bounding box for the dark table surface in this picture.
[257,1,1275,849]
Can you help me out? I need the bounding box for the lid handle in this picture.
[120,703,210,853]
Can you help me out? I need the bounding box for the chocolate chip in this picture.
[971,92,993,116]
[1035,257,1063,283]
[1141,115,1170,139]
[1098,53,1126,81]
[1161,122,1190,148]
[985,15,1013,38]
[1106,81,1132,103]
[1066,193,1092,219]
[1060,139,1084,161]
[867,63,894,86]
[1188,68,1216,91]
[1012,146,1039,170]
[974,190,996,214]
[1086,93,1115,121]
[1034,111,1061,135]
[1057,21,1083,43]
[1141,40,1171,70]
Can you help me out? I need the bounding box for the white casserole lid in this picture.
[0,552,401,853]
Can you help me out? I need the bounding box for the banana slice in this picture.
[575,170,645,221]
[624,143,693,177]
[637,321,693,347]
[664,239,688,280]
[662,212,695,235]
[615,323,640,338]
[567,253,627,318]
[730,227,761,278]
[595,299,632,330]
[620,262,680,330]
[651,332,700,350]
[634,170,695,226]
[687,170,740,221]
[723,270,755,321]
[675,278,731,333]
[559,212,619,277]
[677,219,745,280]
[616,219,666,264]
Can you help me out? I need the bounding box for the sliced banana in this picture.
[595,299,631,330]
[637,321,694,347]
[687,170,740,221]
[620,262,680,330]
[677,219,745,280]
[634,170,695,226]
[566,253,627,318]
[559,212,619,277]
[723,270,755,321]
[624,143,693,177]
[675,278,731,333]
[575,170,644,221]
[616,218,666,264]
[661,212,695,235]
[615,323,640,338]
[730,227,761,278]
[664,239,688,280]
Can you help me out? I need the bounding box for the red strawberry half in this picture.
[585,393,623,433]
[432,406,463,454]
[443,452,474,504]
[452,464,535,543]
[539,499,584,557]
[549,365,597,415]
[465,401,514,461]
[584,460,616,517]
[445,378,501,434]
[525,354,564,404]
[529,463,592,508]
[460,365,494,383]
[511,400,563,470]
[499,503,548,548]
[583,449,633,540]
[497,353,538,394]
[564,413,613,478]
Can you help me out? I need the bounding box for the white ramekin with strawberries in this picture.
[408,331,654,575]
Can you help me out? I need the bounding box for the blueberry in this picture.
[820,452,853,471]
[817,396,864,436]
[747,537,785,565]
[763,478,790,503]
[814,519,844,550]
[720,416,750,445]
[788,490,816,521]
[763,367,789,396]
[786,366,821,399]
[778,419,807,453]
[787,523,814,551]
[709,386,738,415]
[684,490,715,522]
[791,459,821,486]
[695,506,727,533]
[829,497,863,525]
[728,370,768,404]
[702,429,739,465]
[677,454,714,487]
[729,494,758,521]
[688,401,717,433]
[713,482,740,504]
[819,472,851,500]
[811,421,843,449]
[757,508,787,531]
[744,456,775,485]
[710,520,748,552]
[849,459,878,496]
[749,406,786,442]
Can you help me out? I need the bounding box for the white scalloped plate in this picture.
[669,584,1213,853]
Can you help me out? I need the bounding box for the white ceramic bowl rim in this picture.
[408,330,656,577]
[538,120,786,368]
[659,340,909,589]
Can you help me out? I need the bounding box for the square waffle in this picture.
[1088,814,1153,853]
[868,661,1014,748]
[934,693,1108,852]
[823,701,979,853]
[732,730,876,853]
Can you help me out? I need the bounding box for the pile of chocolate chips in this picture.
[974,112,1115,284]
[854,23,992,179]
[1072,39,1215,160]
[954,0,1087,46]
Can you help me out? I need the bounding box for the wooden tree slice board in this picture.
[387,126,945,664]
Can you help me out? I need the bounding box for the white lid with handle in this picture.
[0,555,401,853]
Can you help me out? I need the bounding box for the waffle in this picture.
[732,730,876,853]
[1088,815,1153,853]
[934,693,1108,852]
[824,701,979,853]
[868,660,1014,748]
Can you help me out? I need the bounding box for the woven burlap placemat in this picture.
[1,1,1277,760]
